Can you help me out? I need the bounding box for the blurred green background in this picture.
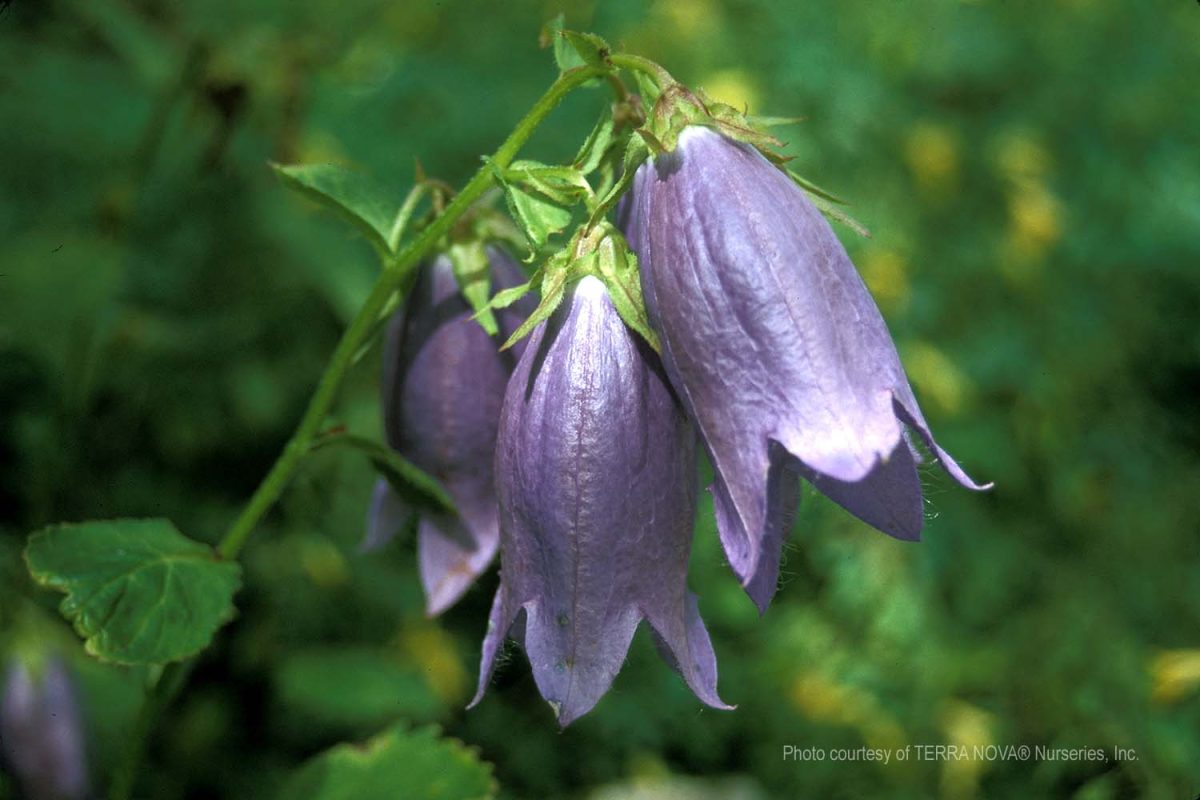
[2,0,1199,798]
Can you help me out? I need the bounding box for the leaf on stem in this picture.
[24,519,242,665]
[448,240,500,335]
[310,433,455,518]
[272,163,398,255]
[540,15,611,73]
[594,227,660,352]
[572,106,618,177]
[488,160,575,255]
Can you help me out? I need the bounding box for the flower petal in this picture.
[628,126,987,606]
[795,435,924,542]
[361,478,411,553]
[371,249,532,614]
[474,276,728,724]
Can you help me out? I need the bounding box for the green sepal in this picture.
[787,170,871,238]
[486,280,536,311]
[447,240,498,335]
[572,106,618,177]
[500,254,573,350]
[747,114,807,129]
[499,222,658,353]
[591,223,659,352]
[590,134,650,228]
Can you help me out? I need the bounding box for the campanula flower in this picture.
[366,248,531,616]
[471,276,729,725]
[0,657,89,800]
[626,125,989,612]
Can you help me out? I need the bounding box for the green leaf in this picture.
[631,69,662,108]
[494,170,574,254]
[541,14,583,73]
[272,163,397,255]
[279,724,497,800]
[500,257,572,351]
[481,280,534,313]
[591,135,650,227]
[573,107,618,177]
[506,161,592,206]
[275,647,442,730]
[594,227,660,352]
[559,31,611,69]
[24,519,241,665]
[310,433,454,517]
[447,241,499,336]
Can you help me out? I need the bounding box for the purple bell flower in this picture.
[366,247,531,616]
[471,276,730,726]
[0,658,90,800]
[626,125,990,612]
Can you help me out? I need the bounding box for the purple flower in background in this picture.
[471,276,730,725]
[366,248,531,616]
[1,658,89,800]
[627,126,990,612]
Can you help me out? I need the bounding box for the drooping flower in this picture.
[471,275,729,726]
[365,248,531,616]
[626,125,990,612]
[0,657,90,800]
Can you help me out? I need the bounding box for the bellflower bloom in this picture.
[366,248,531,616]
[471,276,729,726]
[0,658,90,800]
[627,125,990,611]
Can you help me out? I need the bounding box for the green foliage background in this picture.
[2,0,1199,797]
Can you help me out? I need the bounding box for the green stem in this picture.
[107,662,192,800]
[107,63,607,800]
[217,62,606,560]
[608,53,676,87]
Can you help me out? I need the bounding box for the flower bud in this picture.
[627,125,989,611]
[367,247,531,616]
[0,657,89,800]
[471,276,729,726]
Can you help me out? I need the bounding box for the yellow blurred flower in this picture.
[993,130,1053,183]
[1008,182,1061,250]
[860,248,911,314]
[398,620,468,704]
[940,700,995,799]
[298,534,350,588]
[789,672,906,752]
[700,69,760,113]
[650,0,719,42]
[1151,649,1200,704]
[901,341,971,416]
[905,123,961,195]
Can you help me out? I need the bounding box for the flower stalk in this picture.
[109,61,610,800]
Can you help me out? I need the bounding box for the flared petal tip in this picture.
[892,396,992,492]
[742,571,776,617]
[361,479,410,554]
[423,591,457,619]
